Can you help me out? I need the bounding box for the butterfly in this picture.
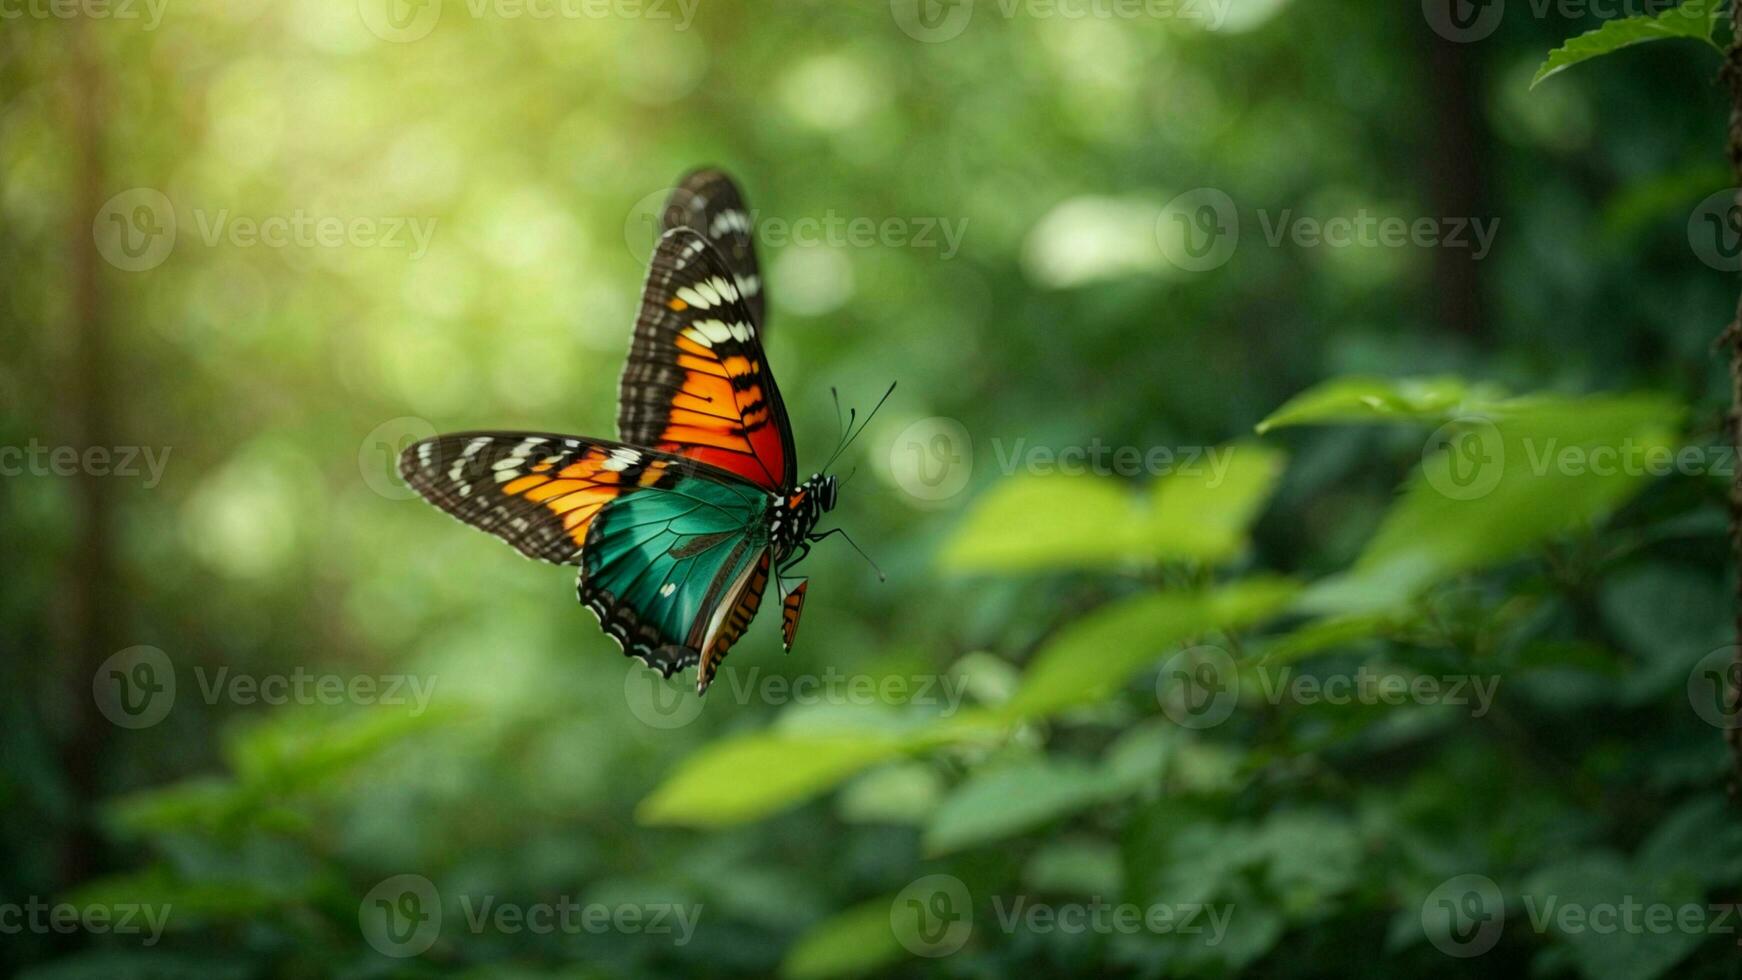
[398,169,885,695]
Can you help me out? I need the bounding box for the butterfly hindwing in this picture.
[660,168,764,329]
[578,469,771,692]
[619,229,796,494]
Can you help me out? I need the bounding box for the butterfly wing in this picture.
[583,482,772,692]
[399,432,772,690]
[659,168,764,329]
[617,227,797,493]
[780,580,808,652]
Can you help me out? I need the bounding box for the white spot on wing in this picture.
[602,448,640,472]
[693,319,733,344]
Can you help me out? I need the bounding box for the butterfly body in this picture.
[398,170,847,695]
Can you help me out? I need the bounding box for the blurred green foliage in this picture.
[5,0,1742,977]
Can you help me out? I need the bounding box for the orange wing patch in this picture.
[781,581,808,652]
[697,551,771,693]
[654,330,784,484]
[492,445,662,551]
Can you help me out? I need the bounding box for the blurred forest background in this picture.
[6,0,1742,976]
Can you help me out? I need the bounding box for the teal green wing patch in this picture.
[579,472,770,692]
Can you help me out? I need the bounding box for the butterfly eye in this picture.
[821,476,838,511]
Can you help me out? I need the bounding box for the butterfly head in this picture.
[817,473,839,512]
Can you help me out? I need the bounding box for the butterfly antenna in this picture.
[809,527,886,582]
[823,381,897,473]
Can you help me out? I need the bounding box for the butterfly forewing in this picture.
[617,228,796,493]
[660,168,764,328]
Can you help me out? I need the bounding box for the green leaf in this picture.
[1634,796,1742,887]
[1024,838,1123,895]
[836,762,944,826]
[1299,394,1681,615]
[1254,376,1505,433]
[1004,577,1300,718]
[1147,442,1285,562]
[939,442,1283,571]
[638,733,912,827]
[1524,854,1704,980]
[924,757,1119,854]
[1532,0,1723,89]
[781,898,907,980]
[938,473,1142,572]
